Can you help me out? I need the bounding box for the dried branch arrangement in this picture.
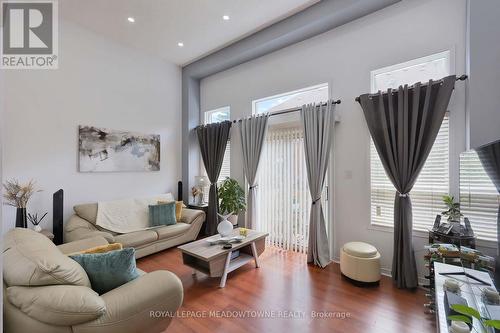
[2,179,41,208]
[27,212,48,226]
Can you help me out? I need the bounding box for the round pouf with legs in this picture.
[340,242,381,284]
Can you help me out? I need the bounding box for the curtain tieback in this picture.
[312,197,321,205]
[398,192,409,198]
[249,184,258,190]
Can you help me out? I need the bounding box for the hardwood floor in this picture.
[137,246,435,333]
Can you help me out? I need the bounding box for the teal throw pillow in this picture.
[70,248,140,295]
[149,202,177,227]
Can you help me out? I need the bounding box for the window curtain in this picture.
[477,142,500,255]
[238,114,269,229]
[358,75,455,288]
[301,100,336,267]
[196,121,232,235]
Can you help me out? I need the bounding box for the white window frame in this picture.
[251,83,333,252]
[460,149,500,245]
[205,106,230,125]
[368,51,452,236]
[252,83,329,115]
[370,50,451,93]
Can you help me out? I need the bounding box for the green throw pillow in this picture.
[149,202,177,227]
[70,248,140,295]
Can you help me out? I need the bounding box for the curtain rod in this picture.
[232,99,341,123]
[354,74,468,103]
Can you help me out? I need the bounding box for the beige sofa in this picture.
[65,202,205,258]
[3,228,183,333]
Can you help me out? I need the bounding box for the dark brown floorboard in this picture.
[137,246,435,333]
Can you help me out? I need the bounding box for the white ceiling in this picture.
[60,0,319,66]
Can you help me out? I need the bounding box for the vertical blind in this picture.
[370,115,449,231]
[257,125,313,253]
[219,143,230,182]
[460,151,500,241]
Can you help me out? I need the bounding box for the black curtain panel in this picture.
[358,75,455,288]
[477,141,500,255]
[196,121,232,235]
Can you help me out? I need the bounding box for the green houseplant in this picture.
[218,178,246,226]
[448,304,500,332]
[441,195,463,222]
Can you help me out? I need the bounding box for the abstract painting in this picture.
[79,126,160,172]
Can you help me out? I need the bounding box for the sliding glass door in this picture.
[253,84,328,253]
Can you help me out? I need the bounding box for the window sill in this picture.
[368,223,429,239]
[369,223,498,247]
[476,238,497,249]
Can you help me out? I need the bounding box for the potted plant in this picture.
[28,212,48,232]
[448,303,500,331]
[441,195,463,222]
[218,177,246,226]
[3,179,41,228]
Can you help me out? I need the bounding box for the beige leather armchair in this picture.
[3,228,183,333]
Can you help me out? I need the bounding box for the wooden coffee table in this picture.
[178,228,268,287]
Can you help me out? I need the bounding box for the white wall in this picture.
[467,0,500,149]
[0,40,4,328]
[200,0,468,280]
[2,19,182,233]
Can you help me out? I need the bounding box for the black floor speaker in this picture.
[53,189,64,245]
[178,181,183,201]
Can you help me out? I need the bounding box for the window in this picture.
[254,84,328,114]
[253,84,329,253]
[460,150,500,242]
[204,106,231,183]
[370,51,451,231]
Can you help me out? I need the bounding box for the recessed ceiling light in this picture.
[222,15,230,21]
[127,17,135,23]
[177,42,184,47]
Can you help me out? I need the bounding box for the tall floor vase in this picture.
[16,208,27,228]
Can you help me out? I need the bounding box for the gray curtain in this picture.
[477,141,500,255]
[358,75,455,288]
[196,121,232,235]
[238,114,269,229]
[301,100,336,268]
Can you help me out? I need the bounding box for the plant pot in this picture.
[228,214,238,226]
[217,213,233,237]
[34,225,42,232]
[15,208,27,228]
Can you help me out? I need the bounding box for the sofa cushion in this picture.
[149,202,177,227]
[113,230,158,248]
[154,223,191,240]
[7,285,106,326]
[66,243,123,256]
[70,248,140,294]
[158,200,184,221]
[3,228,91,287]
[74,203,98,224]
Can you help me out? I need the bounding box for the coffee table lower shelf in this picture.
[181,239,264,288]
